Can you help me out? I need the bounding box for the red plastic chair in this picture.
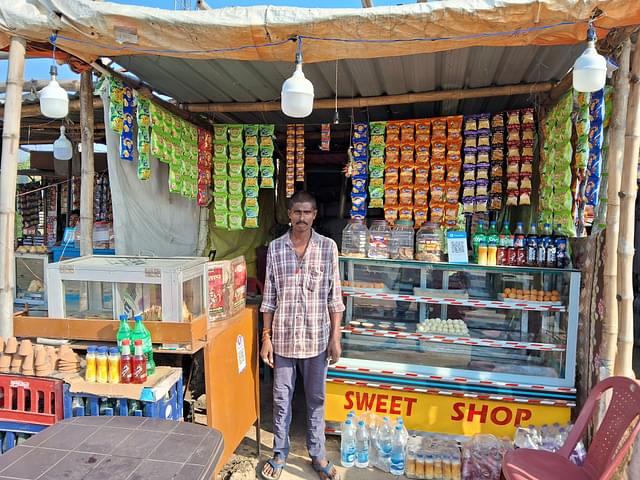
[502,376,640,480]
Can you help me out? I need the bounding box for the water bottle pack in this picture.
[461,434,512,480]
[514,422,586,465]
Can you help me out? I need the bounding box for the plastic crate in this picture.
[0,374,65,427]
[63,370,183,421]
[0,421,45,453]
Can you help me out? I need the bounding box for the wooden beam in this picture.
[361,0,373,7]
[0,97,103,119]
[0,37,26,339]
[79,71,95,257]
[182,81,554,113]
[0,79,81,93]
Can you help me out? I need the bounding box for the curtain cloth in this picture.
[101,91,200,256]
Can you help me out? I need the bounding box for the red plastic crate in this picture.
[0,374,65,426]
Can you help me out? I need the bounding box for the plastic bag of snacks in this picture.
[461,434,512,480]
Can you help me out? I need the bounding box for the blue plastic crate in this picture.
[63,369,183,421]
[0,421,45,453]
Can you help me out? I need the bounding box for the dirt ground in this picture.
[215,373,391,480]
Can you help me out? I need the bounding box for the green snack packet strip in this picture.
[228,143,244,160]
[244,125,260,137]
[228,211,244,230]
[228,176,243,195]
[369,121,387,136]
[228,125,244,142]
[244,205,259,229]
[228,160,243,177]
[213,160,228,176]
[260,145,274,157]
[259,124,275,137]
[213,142,227,158]
[369,144,384,157]
[244,157,259,177]
[245,183,259,198]
[228,194,244,212]
[213,192,228,210]
[260,164,275,180]
[244,145,259,157]
[369,198,384,208]
[213,125,228,142]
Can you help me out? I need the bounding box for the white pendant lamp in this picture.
[53,126,73,160]
[281,38,314,118]
[573,23,607,93]
[39,34,69,119]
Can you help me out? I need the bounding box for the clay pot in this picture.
[17,340,33,357]
[34,347,48,367]
[22,352,34,371]
[5,337,18,355]
[0,337,5,352]
[10,356,23,373]
[0,354,12,370]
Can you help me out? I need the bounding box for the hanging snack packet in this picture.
[463,181,476,198]
[464,115,478,134]
[398,206,413,222]
[244,178,259,198]
[228,211,244,231]
[228,176,243,195]
[446,183,460,202]
[462,196,475,214]
[213,175,228,193]
[214,125,228,142]
[242,124,259,137]
[260,158,275,188]
[386,122,401,144]
[415,144,430,165]
[227,125,243,143]
[414,208,428,228]
[228,194,244,212]
[491,180,503,194]
[244,136,258,147]
[464,148,477,165]
[477,147,490,164]
[109,78,125,134]
[520,108,535,127]
[350,193,367,219]
[385,207,398,225]
[244,157,259,177]
[400,164,414,185]
[244,205,259,229]
[369,144,385,158]
[352,176,367,194]
[260,124,275,137]
[506,110,521,130]
[386,144,400,164]
[213,142,228,159]
[213,160,228,176]
[214,210,229,230]
[463,164,476,181]
[491,113,505,130]
[415,166,429,185]
[414,187,429,207]
[477,113,491,132]
[431,182,446,203]
[399,186,413,206]
[430,203,445,223]
[385,185,399,206]
[475,196,489,213]
[353,123,369,139]
[401,121,415,143]
[369,161,385,179]
[228,143,243,161]
[415,120,431,144]
[431,162,446,182]
[228,160,243,177]
[370,121,387,136]
[490,194,503,211]
[447,116,463,136]
[400,143,414,163]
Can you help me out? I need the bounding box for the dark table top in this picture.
[0,416,224,480]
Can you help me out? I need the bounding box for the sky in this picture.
[0,0,404,82]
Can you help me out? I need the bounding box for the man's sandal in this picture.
[312,460,340,480]
[260,456,286,480]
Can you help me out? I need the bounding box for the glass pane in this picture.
[63,280,113,319]
[115,283,162,320]
[182,275,204,321]
[15,256,46,301]
[340,257,572,383]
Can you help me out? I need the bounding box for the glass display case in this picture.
[338,257,580,388]
[15,253,50,307]
[47,256,208,322]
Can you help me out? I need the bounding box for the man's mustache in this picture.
[296,221,308,225]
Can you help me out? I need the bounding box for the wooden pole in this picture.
[602,38,631,379]
[615,39,640,378]
[79,71,95,257]
[0,37,26,339]
[0,79,81,93]
[182,81,554,113]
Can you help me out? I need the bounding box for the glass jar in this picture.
[368,220,391,259]
[390,220,415,260]
[415,222,443,262]
[341,219,369,258]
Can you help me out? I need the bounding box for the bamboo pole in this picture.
[602,38,632,379]
[79,70,95,257]
[0,97,102,119]
[0,37,26,339]
[182,81,554,113]
[615,39,640,378]
[0,79,81,93]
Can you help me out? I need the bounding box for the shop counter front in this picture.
[326,257,580,439]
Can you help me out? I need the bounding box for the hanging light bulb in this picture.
[573,22,607,93]
[39,34,69,119]
[53,126,73,160]
[281,37,314,118]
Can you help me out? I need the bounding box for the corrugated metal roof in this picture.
[114,43,582,124]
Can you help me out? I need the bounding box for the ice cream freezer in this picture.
[325,257,580,439]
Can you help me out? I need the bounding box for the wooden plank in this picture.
[13,314,208,344]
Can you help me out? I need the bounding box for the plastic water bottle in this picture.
[355,420,369,468]
[389,425,406,475]
[396,417,409,443]
[377,416,393,472]
[341,419,356,468]
[342,411,355,433]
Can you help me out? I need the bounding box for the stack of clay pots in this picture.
[0,337,81,377]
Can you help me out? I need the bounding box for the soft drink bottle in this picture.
[544,224,557,268]
[116,313,131,349]
[514,221,526,266]
[340,419,356,468]
[555,224,569,268]
[471,220,487,263]
[131,314,155,375]
[132,339,147,384]
[355,420,370,468]
[390,425,407,476]
[486,221,499,246]
[120,339,133,384]
[527,223,538,266]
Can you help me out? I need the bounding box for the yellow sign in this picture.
[326,381,571,438]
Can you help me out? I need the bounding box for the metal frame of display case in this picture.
[338,256,581,389]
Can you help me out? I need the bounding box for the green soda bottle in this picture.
[471,220,487,263]
[116,314,131,350]
[131,314,155,376]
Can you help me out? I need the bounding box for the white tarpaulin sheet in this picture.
[101,90,200,257]
[1,0,640,63]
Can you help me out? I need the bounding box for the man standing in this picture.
[260,191,344,480]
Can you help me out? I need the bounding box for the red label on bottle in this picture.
[120,356,132,384]
[132,357,147,384]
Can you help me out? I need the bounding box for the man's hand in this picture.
[261,337,274,368]
[327,337,341,365]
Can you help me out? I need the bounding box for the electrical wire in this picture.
[51,19,591,56]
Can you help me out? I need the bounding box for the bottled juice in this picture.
[96,346,108,384]
[132,339,147,384]
[108,347,120,384]
[477,241,488,265]
[487,241,497,266]
[120,339,132,384]
[85,346,97,382]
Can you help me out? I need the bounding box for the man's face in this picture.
[288,201,317,234]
